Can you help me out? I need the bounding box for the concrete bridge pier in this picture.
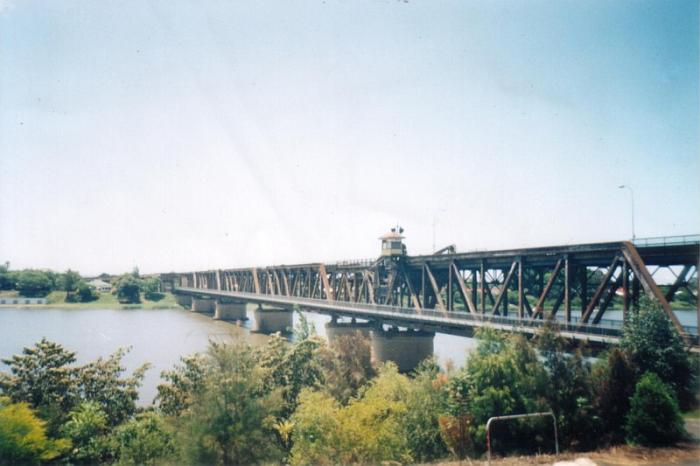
[191,297,215,314]
[174,294,192,309]
[214,300,247,321]
[371,328,435,372]
[325,318,373,345]
[251,306,293,334]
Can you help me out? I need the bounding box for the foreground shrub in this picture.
[0,397,69,465]
[61,402,113,464]
[176,343,284,465]
[112,412,175,465]
[625,372,684,446]
[290,363,412,465]
[593,348,636,445]
[621,301,697,410]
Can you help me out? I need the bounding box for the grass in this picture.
[2,291,183,310]
[683,408,700,419]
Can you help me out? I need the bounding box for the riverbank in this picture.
[0,290,182,310]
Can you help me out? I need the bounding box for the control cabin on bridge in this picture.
[379,227,406,258]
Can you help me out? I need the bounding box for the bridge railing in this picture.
[331,258,377,267]
[633,234,700,248]
[176,288,621,336]
[174,287,698,341]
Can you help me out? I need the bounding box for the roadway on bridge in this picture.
[175,286,626,346]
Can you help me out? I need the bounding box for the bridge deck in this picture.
[175,286,641,346]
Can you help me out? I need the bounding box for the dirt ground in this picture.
[430,443,700,466]
[430,418,700,466]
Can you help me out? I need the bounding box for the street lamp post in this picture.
[618,185,636,241]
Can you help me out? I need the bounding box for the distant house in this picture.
[87,279,112,293]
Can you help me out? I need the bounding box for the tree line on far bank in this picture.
[0,302,697,465]
[0,263,162,304]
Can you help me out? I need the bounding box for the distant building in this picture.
[87,279,112,293]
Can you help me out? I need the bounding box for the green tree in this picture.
[402,358,450,462]
[60,269,82,293]
[177,343,283,465]
[61,402,113,464]
[258,334,326,416]
[290,363,412,465]
[112,412,175,465]
[535,322,600,450]
[289,390,341,466]
[293,309,316,341]
[142,277,163,301]
[318,331,376,404]
[115,275,141,304]
[0,397,70,465]
[0,261,15,290]
[461,329,548,453]
[155,354,207,417]
[15,270,53,297]
[592,348,636,445]
[0,338,80,434]
[77,348,150,427]
[625,372,684,446]
[621,301,697,410]
[75,281,99,302]
[1,340,149,434]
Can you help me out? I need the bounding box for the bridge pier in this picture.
[325,318,372,345]
[251,306,293,334]
[371,328,435,372]
[214,300,247,321]
[174,294,192,308]
[191,297,215,314]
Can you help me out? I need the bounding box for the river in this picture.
[0,306,477,404]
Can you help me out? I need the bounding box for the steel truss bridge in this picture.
[169,235,699,348]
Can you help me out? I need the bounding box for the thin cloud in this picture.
[0,0,14,15]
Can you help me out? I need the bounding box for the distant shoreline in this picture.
[0,291,183,311]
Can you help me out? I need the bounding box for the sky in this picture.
[0,0,698,276]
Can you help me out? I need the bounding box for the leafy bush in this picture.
[621,301,697,410]
[0,397,70,464]
[61,402,113,463]
[462,329,548,453]
[0,338,81,434]
[155,354,207,417]
[402,359,450,462]
[142,278,164,301]
[536,322,600,450]
[593,348,636,444]
[625,372,684,446]
[0,262,16,290]
[115,275,141,304]
[290,363,412,466]
[0,339,148,435]
[60,270,82,293]
[16,270,54,297]
[76,281,99,302]
[112,412,175,465]
[177,343,284,465]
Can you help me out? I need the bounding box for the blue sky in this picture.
[0,0,697,275]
